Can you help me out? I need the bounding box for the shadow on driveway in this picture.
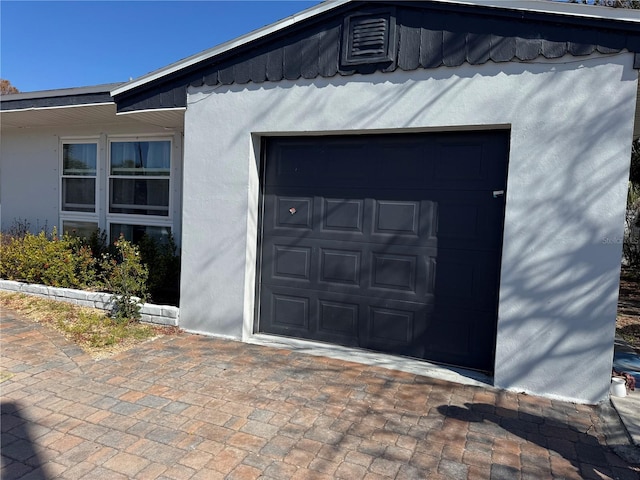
[1,401,46,480]
[438,402,637,479]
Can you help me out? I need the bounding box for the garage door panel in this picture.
[270,193,438,247]
[274,196,314,230]
[322,198,364,232]
[369,307,414,344]
[318,300,359,338]
[423,306,496,370]
[435,192,504,251]
[435,142,487,182]
[371,253,418,292]
[425,315,473,362]
[434,250,501,310]
[374,200,421,236]
[265,241,436,302]
[320,248,361,286]
[314,291,366,345]
[370,141,432,189]
[270,142,325,181]
[271,292,310,329]
[433,132,508,190]
[324,146,369,186]
[259,131,508,373]
[261,286,363,346]
[272,245,312,281]
[363,300,434,357]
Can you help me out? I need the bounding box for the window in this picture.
[62,220,99,238]
[59,136,177,244]
[109,141,171,216]
[61,142,97,212]
[110,223,171,244]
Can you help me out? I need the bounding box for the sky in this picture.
[1,1,321,93]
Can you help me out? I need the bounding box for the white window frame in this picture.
[106,135,174,240]
[59,137,100,235]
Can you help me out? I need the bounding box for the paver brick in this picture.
[335,460,367,479]
[369,456,403,477]
[68,422,111,441]
[2,311,638,480]
[259,434,297,459]
[227,431,268,452]
[86,445,118,465]
[103,451,151,476]
[207,447,247,473]
[308,456,340,475]
[62,461,101,480]
[159,464,197,480]
[283,447,316,467]
[226,463,263,480]
[240,419,280,438]
[135,462,168,479]
[0,460,33,479]
[56,441,104,466]
[48,433,84,453]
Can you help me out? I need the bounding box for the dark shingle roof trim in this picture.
[113,1,640,114]
[113,1,640,113]
[0,83,125,111]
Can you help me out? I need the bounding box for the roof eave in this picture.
[2,82,124,102]
[110,0,640,99]
[111,0,351,97]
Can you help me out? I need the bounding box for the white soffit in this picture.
[115,108,186,129]
[0,104,184,130]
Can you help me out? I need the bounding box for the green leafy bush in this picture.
[99,235,148,323]
[0,228,97,289]
[1,221,180,315]
[0,226,154,321]
[624,182,640,276]
[138,234,180,305]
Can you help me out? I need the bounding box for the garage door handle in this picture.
[492,190,504,198]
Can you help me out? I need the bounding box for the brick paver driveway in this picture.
[1,310,638,479]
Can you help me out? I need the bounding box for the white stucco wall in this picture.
[181,52,637,404]
[1,129,60,232]
[0,122,183,242]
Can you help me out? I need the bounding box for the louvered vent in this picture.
[342,9,396,66]
[352,18,386,57]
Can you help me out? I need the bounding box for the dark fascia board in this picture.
[0,83,124,111]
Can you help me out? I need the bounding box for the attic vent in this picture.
[342,9,396,66]
[352,18,387,56]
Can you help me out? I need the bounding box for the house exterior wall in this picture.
[1,129,60,232]
[0,123,183,243]
[181,51,637,404]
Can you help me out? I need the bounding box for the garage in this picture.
[258,130,509,372]
[106,0,640,402]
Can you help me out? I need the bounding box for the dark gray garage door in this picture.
[258,131,509,372]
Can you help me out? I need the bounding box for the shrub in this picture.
[99,235,149,323]
[0,223,179,315]
[6,217,32,238]
[623,182,640,276]
[0,228,97,289]
[138,234,181,305]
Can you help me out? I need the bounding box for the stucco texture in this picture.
[180,52,637,403]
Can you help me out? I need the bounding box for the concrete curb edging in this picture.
[0,279,179,327]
